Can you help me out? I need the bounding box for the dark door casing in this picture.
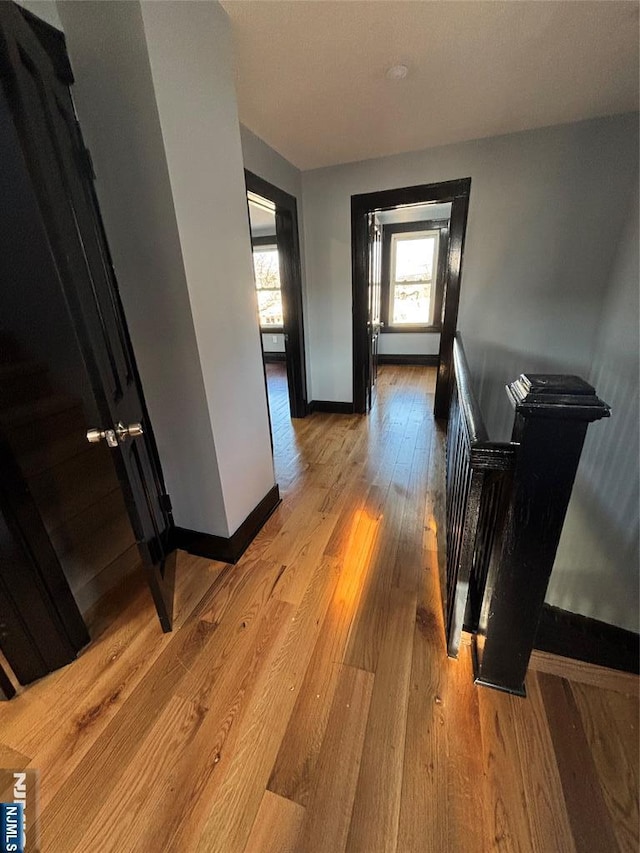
[245,170,308,419]
[366,215,382,411]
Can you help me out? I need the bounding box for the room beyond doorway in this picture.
[351,178,471,417]
[245,171,308,421]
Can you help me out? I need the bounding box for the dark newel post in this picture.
[473,374,610,696]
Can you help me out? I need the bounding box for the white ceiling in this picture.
[221,1,639,170]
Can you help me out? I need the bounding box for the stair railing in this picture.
[445,333,610,695]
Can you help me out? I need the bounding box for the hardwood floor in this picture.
[265,361,291,445]
[0,365,637,852]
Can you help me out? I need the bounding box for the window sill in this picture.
[381,325,441,334]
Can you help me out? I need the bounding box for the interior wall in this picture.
[140,0,275,535]
[549,182,639,632]
[15,0,62,29]
[57,0,228,536]
[378,333,439,357]
[262,333,286,354]
[241,125,303,200]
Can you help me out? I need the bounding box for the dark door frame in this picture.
[245,170,308,419]
[351,178,471,417]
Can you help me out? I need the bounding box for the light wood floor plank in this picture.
[478,671,538,853]
[268,504,380,805]
[572,680,639,853]
[182,552,343,853]
[297,664,374,853]
[397,585,448,852]
[244,790,306,853]
[510,673,576,853]
[345,587,417,853]
[445,647,487,853]
[538,672,621,853]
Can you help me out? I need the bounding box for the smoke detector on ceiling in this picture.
[386,64,409,81]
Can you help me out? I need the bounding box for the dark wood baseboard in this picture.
[308,400,355,415]
[172,484,281,565]
[263,352,286,363]
[535,604,639,675]
[377,354,439,366]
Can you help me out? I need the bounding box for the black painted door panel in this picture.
[0,5,174,630]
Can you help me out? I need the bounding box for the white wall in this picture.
[262,333,286,354]
[550,182,639,632]
[378,333,439,357]
[140,1,274,535]
[241,125,302,201]
[302,114,638,406]
[16,0,62,29]
[59,0,275,537]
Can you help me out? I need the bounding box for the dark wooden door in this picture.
[0,4,175,630]
[366,216,382,411]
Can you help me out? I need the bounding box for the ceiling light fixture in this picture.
[386,64,409,81]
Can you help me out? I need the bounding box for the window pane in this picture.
[392,283,431,325]
[253,249,280,290]
[257,289,283,326]
[394,237,435,282]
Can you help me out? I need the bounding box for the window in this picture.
[253,246,283,328]
[389,230,439,326]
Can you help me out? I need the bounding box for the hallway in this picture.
[0,366,636,852]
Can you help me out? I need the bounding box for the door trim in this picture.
[244,170,308,419]
[351,178,471,416]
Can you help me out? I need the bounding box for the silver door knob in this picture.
[87,422,143,447]
[86,427,118,447]
[116,422,144,442]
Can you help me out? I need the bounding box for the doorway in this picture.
[351,179,471,417]
[245,171,307,426]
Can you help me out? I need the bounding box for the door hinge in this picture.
[159,493,172,513]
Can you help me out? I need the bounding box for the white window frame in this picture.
[253,244,283,329]
[389,229,439,327]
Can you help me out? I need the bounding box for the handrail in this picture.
[452,334,489,444]
[452,334,517,469]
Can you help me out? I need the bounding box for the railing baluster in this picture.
[444,337,515,658]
